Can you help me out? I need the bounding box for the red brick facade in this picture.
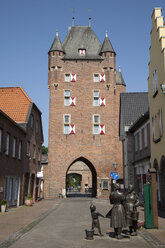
[0,87,43,206]
[44,28,126,198]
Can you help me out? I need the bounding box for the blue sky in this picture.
[0,0,164,146]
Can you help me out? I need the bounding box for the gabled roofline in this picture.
[0,109,26,134]
[129,111,149,132]
[0,86,33,103]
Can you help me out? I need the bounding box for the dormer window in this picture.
[79,49,86,55]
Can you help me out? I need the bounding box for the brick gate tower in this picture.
[44,22,126,198]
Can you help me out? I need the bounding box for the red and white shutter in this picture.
[100,73,105,82]
[99,124,105,134]
[70,124,75,134]
[71,74,76,82]
[70,97,76,106]
[79,49,85,55]
[99,97,106,106]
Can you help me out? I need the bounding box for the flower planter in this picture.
[1,205,6,213]
[25,199,33,206]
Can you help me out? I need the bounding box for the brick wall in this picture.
[44,51,125,198]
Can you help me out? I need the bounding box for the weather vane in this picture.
[72,8,75,26]
[88,8,91,27]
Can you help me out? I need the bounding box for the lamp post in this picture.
[113,162,118,171]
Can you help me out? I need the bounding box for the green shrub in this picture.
[1,199,7,205]
[25,194,33,200]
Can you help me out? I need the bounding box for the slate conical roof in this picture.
[49,31,64,53]
[100,33,115,54]
[116,69,126,86]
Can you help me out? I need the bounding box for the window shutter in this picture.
[99,124,105,134]
[100,73,105,82]
[70,97,76,106]
[99,97,106,106]
[70,124,75,134]
[71,74,76,82]
[79,49,85,55]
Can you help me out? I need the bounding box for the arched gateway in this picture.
[44,23,125,199]
[66,157,97,197]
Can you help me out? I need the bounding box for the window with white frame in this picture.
[0,129,2,153]
[37,148,40,161]
[18,141,22,160]
[153,69,158,95]
[64,90,70,106]
[27,141,30,155]
[65,74,70,82]
[93,91,99,106]
[139,130,142,150]
[33,144,36,159]
[152,116,156,141]
[93,115,100,134]
[102,179,109,190]
[12,138,16,158]
[14,178,19,201]
[144,125,148,148]
[64,114,70,134]
[5,133,10,155]
[94,74,99,82]
[135,133,138,152]
[65,73,76,82]
[31,114,34,128]
[159,109,163,137]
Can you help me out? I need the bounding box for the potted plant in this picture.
[25,194,33,206]
[1,199,7,213]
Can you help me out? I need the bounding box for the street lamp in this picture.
[113,162,118,171]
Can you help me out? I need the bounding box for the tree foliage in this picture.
[66,174,81,189]
[41,145,48,154]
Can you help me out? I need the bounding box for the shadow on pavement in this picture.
[67,192,93,198]
[106,231,130,239]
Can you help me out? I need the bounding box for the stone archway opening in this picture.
[66,157,97,198]
[66,173,82,193]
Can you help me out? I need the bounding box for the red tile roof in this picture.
[0,87,33,123]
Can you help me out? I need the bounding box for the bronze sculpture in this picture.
[125,184,139,236]
[90,202,104,236]
[109,183,126,239]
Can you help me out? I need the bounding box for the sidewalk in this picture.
[138,206,165,247]
[0,199,165,248]
[0,199,60,247]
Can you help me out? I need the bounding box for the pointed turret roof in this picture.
[100,32,115,54]
[116,68,126,86]
[49,31,64,53]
